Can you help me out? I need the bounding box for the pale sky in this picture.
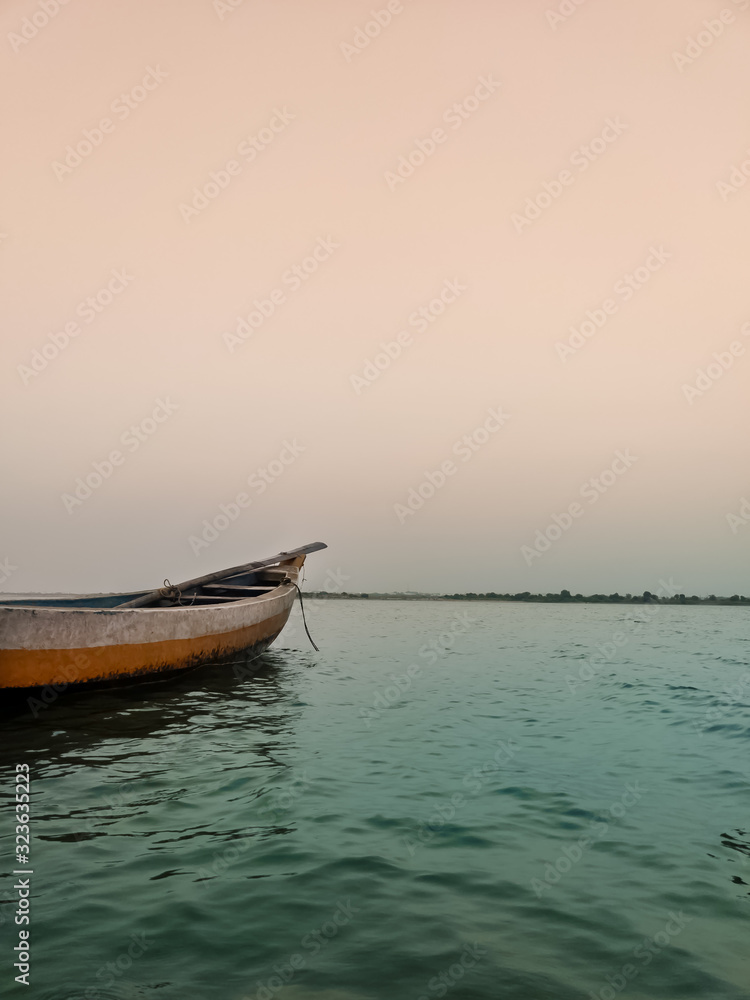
[2,0,749,595]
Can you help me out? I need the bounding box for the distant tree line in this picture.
[305,591,750,605]
[440,591,750,604]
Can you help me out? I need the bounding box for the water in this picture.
[2,601,749,1000]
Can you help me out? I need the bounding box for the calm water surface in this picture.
[2,601,749,1000]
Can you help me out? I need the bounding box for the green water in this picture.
[1,601,749,999]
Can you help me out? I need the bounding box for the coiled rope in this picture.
[159,579,181,602]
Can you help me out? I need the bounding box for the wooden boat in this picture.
[0,542,326,690]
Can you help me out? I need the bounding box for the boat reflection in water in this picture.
[0,643,319,844]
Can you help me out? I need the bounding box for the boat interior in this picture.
[0,567,292,610]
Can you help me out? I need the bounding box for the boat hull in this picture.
[0,570,300,690]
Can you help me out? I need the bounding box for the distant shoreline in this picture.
[305,592,750,606]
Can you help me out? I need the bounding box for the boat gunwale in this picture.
[0,581,294,613]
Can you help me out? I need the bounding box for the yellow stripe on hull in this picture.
[0,609,289,689]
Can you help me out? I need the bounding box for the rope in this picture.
[158,579,181,603]
[157,579,198,606]
[291,584,320,651]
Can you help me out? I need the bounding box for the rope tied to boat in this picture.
[159,579,182,603]
[291,584,320,651]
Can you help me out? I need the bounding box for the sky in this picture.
[2,0,749,596]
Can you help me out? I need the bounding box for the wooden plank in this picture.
[204,585,273,592]
[175,595,248,604]
[118,542,326,609]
